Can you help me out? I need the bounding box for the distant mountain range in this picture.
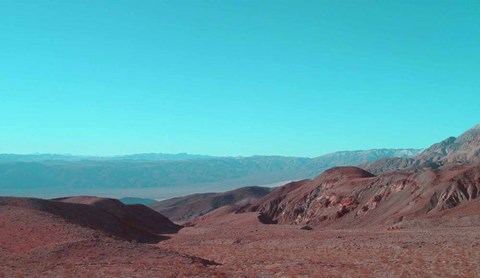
[0,149,420,199]
[119,197,158,206]
[0,149,420,163]
[0,153,212,162]
[0,149,421,199]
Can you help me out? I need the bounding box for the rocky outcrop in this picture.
[241,164,480,228]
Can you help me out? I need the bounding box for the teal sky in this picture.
[1,1,479,157]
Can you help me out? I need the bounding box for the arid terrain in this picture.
[2,200,479,277]
[162,212,480,277]
[2,124,480,277]
[0,197,219,277]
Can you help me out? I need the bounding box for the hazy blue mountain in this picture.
[0,149,421,199]
[110,153,213,161]
[0,154,89,162]
[0,153,213,162]
[119,197,158,206]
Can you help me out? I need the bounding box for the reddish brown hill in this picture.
[241,165,480,228]
[0,197,221,277]
[317,166,376,179]
[56,196,180,235]
[0,196,180,243]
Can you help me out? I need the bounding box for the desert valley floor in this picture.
[1,204,480,277]
[160,214,480,277]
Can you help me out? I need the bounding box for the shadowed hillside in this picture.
[0,196,180,243]
[150,186,273,222]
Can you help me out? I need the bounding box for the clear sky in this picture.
[1,1,479,157]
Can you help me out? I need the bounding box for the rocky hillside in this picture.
[362,124,480,174]
[241,165,480,228]
[236,124,480,229]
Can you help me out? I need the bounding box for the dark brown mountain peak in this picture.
[316,166,376,181]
